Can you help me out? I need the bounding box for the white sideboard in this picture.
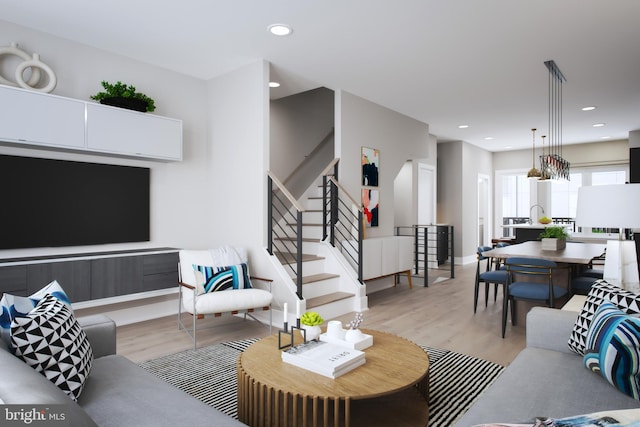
[0,85,182,161]
[343,236,414,281]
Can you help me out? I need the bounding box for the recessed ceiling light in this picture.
[504,145,512,149]
[581,106,597,111]
[484,137,493,140]
[458,125,469,129]
[269,81,280,88]
[268,24,293,36]
[601,136,611,139]
[592,123,606,127]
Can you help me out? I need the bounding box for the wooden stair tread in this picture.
[274,252,324,264]
[302,273,340,284]
[306,292,354,309]
[274,237,320,242]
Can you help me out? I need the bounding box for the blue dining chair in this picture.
[502,257,568,338]
[570,275,599,295]
[474,246,509,314]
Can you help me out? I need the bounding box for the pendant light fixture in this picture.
[527,128,541,178]
[539,135,549,180]
[540,60,570,180]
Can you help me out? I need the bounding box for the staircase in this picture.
[271,176,367,320]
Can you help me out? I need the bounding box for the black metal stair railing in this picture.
[267,172,304,299]
[396,225,455,287]
[321,159,364,284]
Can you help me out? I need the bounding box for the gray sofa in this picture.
[454,307,640,426]
[0,314,245,427]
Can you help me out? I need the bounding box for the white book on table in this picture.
[282,340,366,378]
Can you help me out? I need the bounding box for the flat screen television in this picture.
[0,155,150,250]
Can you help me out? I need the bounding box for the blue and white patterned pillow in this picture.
[192,263,252,293]
[0,280,71,350]
[568,279,640,355]
[583,302,640,399]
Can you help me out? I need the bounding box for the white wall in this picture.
[270,87,334,184]
[437,141,493,264]
[493,139,629,171]
[437,141,462,259]
[206,60,270,248]
[394,162,413,227]
[462,143,492,263]
[0,20,211,259]
[336,90,432,237]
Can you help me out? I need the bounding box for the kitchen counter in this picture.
[502,223,567,229]
[502,223,570,243]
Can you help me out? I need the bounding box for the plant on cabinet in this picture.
[90,80,156,112]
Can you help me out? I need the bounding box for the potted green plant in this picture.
[538,225,569,250]
[90,80,156,112]
[300,311,324,341]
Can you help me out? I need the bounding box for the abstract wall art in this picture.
[361,147,379,187]
[362,188,379,227]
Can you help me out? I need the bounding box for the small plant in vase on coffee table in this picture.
[300,311,324,341]
[345,312,365,342]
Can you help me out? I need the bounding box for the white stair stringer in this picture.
[314,240,368,312]
[269,176,367,323]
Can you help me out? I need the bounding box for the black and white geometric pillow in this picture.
[0,279,71,350]
[11,294,93,401]
[568,279,640,355]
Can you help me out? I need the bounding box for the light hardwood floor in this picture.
[115,262,527,366]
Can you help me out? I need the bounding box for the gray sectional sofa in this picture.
[454,307,640,426]
[0,314,245,427]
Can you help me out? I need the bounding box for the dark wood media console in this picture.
[0,248,178,303]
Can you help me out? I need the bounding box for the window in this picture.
[502,174,529,218]
[549,173,582,218]
[592,170,627,186]
[496,165,628,238]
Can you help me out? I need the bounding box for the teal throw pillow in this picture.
[192,263,252,292]
[583,302,640,399]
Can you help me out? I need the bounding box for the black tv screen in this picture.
[0,155,150,249]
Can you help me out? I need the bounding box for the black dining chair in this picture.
[490,242,511,300]
[581,254,605,279]
[502,257,568,338]
[474,246,509,314]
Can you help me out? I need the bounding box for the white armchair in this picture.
[178,247,273,348]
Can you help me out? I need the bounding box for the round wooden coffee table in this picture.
[237,329,429,427]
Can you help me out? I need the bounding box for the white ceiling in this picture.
[2,0,640,152]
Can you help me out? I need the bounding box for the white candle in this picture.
[296,300,301,319]
[283,302,288,325]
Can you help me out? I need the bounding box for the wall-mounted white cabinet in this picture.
[0,85,85,149]
[87,104,182,160]
[86,103,182,161]
[0,85,182,161]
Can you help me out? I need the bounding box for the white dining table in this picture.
[483,240,606,265]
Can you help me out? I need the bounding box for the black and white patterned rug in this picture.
[139,339,503,426]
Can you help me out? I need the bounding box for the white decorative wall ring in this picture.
[0,42,41,87]
[15,53,57,93]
